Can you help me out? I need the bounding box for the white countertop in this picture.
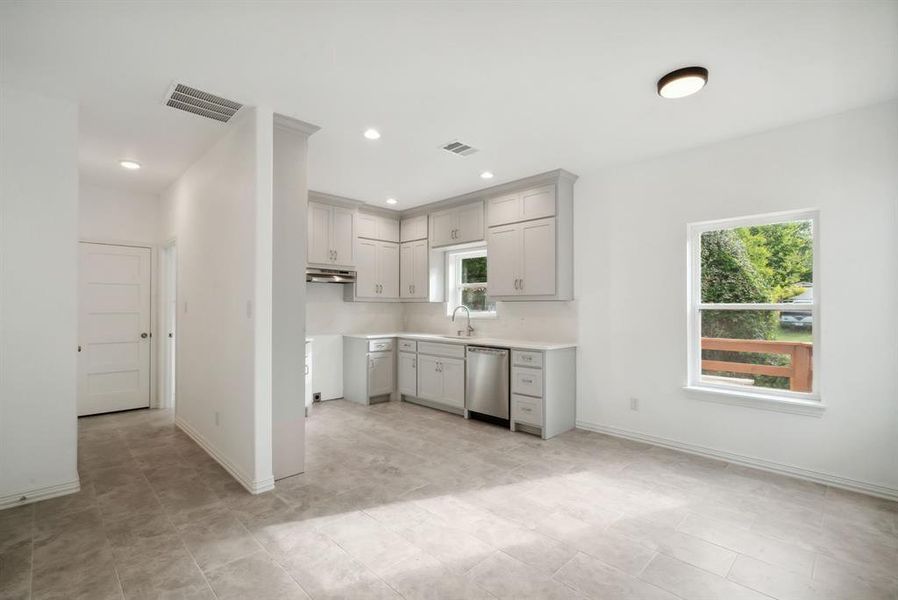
[343,332,576,351]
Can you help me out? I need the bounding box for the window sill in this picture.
[683,385,826,417]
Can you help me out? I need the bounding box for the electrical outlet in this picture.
[629,397,640,411]
[214,411,220,426]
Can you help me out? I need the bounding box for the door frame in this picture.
[158,238,178,410]
[78,238,157,409]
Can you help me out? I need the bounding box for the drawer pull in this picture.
[522,378,533,384]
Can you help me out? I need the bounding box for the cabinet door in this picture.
[411,240,429,299]
[377,242,399,299]
[356,212,379,240]
[332,207,355,267]
[368,353,394,397]
[401,215,427,242]
[487,224,520,296]
[455,202,484,244]
[378,217,400,243]
[416,355,442,401]
[487,193,520,227]
[520,217,556,296]
[398,352,417,396]
[399,242,415,299]
[520,185,556,222]
[355,239,379,298]
[430,211,455,247]
[440,357,465,408]
[308,202,332,265]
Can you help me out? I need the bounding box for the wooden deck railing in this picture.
[701,337,813,392]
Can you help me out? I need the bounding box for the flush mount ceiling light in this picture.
[480,171,494,180]
[364,128,381,140]
[385,198,398,205]
[657,66,709,99]
[119,160,141,170]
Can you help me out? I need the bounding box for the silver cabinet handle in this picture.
[522,378,533,384]
[521,406,532,412]
[519,278,523,290]
[334,250,338,261]
[523,355,532,362]
[513,278,519,290]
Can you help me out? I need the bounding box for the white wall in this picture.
[0,88,80,508]
[158,108,274,493]
[574,100,898,497]
[79,182,159,244]
[402,300,577,342]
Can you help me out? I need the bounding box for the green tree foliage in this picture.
[735,221,812,302]
[700,230,775,341]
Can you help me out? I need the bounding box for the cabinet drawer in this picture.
[417,341,466,359]
[398,339,417,352]
[368,339,394,352]
[512,350,543,368]
[512,394,542,426]
[512,367,543,397]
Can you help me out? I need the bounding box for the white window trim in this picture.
[685,208,823,413]
[446,247,496,319]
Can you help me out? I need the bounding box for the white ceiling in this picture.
[2,1,896,209]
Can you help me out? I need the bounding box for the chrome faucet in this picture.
[451,305,475,337]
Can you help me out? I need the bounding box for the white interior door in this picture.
[78,242,152,416]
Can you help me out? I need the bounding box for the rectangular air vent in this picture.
[440,140,478,157]
[164,83,243,123]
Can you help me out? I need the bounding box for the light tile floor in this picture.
[2,399,897,599]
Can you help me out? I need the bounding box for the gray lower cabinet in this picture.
[509,348,576,439]
[343,337,395,404]
[398,351,417,396]
[416,354,465,409]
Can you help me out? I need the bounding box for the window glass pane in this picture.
[461,286,495,313]
[700,308,813,392]
[461,256,487,284]
[701,220,813,303]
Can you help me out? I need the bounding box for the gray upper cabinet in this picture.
[400,239,428,299]
[308,201,355,268]
[485,173,575,301]
[400,214,428,242]
[430,200,484,247]
[487,184,556,227]
[357,211,400,242]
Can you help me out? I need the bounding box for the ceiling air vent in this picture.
[440,140,478,157]
[164,83,243,123]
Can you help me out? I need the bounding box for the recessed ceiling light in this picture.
[385,198,398,205]
[657,66,709,99]
[364,128,381,140]
[480,171,494,180]
[119,160,141,170]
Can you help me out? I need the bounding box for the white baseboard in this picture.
[0,478,81,511]
[175,417,274,495]
[576,420,898,502]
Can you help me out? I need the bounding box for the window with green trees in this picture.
[689,211,817,398]
[447,248,496,316]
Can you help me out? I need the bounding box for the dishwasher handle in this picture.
[467,346,508,356]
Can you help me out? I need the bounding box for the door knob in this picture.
[140,332,149,339]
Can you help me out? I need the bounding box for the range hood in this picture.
[306,267,356,283]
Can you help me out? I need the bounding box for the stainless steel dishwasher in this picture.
[465,346,509,420]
